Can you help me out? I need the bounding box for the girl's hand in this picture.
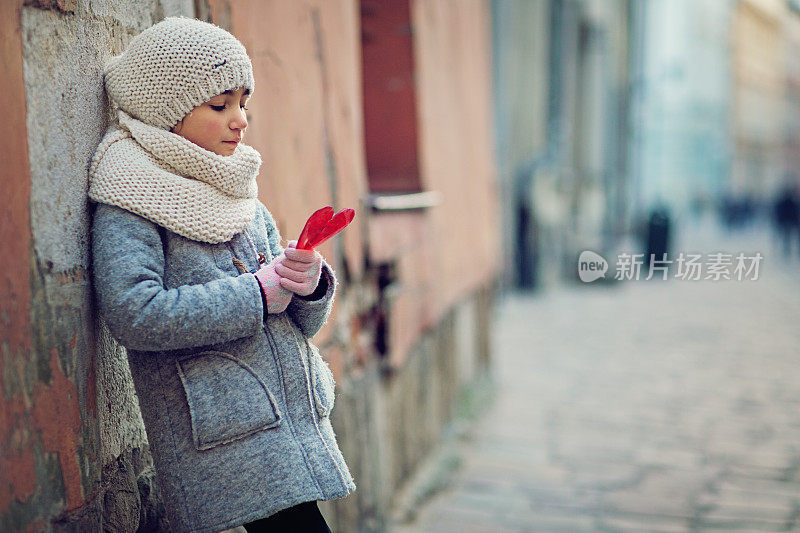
[275,240,323,297]
[253,256,293,314]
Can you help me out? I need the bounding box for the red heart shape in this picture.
[304,208,355,250]
[296,207,355,250]
[297,206,334,250]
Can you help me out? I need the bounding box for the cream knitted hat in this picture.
[104,17,255,130]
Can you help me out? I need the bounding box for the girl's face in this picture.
[171,87,250,156]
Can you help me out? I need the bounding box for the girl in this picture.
[89,17,356,533]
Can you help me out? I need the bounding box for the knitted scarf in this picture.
[88,109,262,244]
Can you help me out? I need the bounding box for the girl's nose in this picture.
[231,108,248,130]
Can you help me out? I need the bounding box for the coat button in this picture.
[258,253,267,264]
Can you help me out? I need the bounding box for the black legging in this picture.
[243,500,332,532]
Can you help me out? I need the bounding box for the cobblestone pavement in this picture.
[390,219,800,532]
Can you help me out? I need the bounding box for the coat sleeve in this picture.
[91,202,265,352]
[259,203,337,339]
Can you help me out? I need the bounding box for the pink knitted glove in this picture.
[275,240,323,297]
[253,256,293,314]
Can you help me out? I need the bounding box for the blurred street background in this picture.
[3,0,800,531]
[390,218,800,532]
[494,0,800,292]
[398,2,800,529]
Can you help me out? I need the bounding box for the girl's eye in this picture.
[210,104,225,111]
[241,105,248,111]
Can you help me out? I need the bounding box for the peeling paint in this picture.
[23,518,47,532]
[31,348,83,510]
[0,405,36,514]
[0,0,36,520]
[57,267,86,286]
[23,0,76,14]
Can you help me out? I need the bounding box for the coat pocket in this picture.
[176,351,281,451]
[306,341,336,419]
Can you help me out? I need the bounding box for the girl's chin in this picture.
[217,144,238,155]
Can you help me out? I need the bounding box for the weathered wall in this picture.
[1,0,36,529]
[223,0,368,361]
[4,1,195,530]
[367,0,499,370]
[413,0,498,320]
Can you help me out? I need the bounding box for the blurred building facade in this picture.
[732,0,784,203]
[633,0,732,220]
[494,0,800,289]
[0,1,498,531]
[784,0,800,184]
[493,0,632,288]
[732,0,800,207]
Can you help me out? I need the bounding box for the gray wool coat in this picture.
[91,200,356,533]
